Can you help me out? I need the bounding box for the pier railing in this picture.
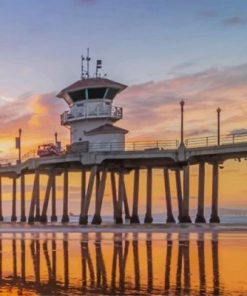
[88,139,179,152]
[185,132,247,148]
[1,132,247,165]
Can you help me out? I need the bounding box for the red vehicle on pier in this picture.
[37,143,63,157]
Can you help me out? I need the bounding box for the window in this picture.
[69,90,86,102]
[88,88,107,99]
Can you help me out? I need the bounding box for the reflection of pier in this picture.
[0,233,222,295]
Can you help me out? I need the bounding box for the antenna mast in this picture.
[86,48,91,78]
[81,55,85,79]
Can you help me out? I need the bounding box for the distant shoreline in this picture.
[0,223,247,234]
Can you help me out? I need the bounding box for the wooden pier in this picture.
[0,132,246,224]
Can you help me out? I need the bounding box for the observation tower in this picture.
[57,50,128,152]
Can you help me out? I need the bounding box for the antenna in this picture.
[96,59,102,78]
[86,48,91,78]
[81,55,85,79]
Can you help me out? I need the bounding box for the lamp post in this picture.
[18,129,22,163]
[217,108,221,146]
[180,100,185,147]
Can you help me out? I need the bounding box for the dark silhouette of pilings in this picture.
[51,173,57,222]
[92,169,107,225]
[79,166,97,225]
[195,163,206,223]
[144,167,153,223]
[28,171,40,223]
[131,168,140,223]
[116,171,124,224]
[0,177,4,222]
[180,166,192,223]
[210,162,220,223]
[11,177,17,222]
[164,168,176,223]
[20,174,26,222]
[40,172,53,223]
[175,169,183,222]
[61,169,69,223]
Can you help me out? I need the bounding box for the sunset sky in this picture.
[0,0,246,215]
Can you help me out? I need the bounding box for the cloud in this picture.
[0,92,68,157]
[197,10,218,18]
[74,0,97,5]
[222,16,247,26]
[169,61,196,75]
[117,63,247,141]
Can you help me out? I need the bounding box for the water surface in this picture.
[0,232,246,295]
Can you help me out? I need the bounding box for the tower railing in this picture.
[61,105,122,125]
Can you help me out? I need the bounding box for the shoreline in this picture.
[0,223,247,233]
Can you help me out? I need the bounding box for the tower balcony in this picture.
[61,105,123,125]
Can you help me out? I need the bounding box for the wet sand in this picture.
[0,222,247,233]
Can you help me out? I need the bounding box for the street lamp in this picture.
[180,100,185,147]
[217,107,221,146]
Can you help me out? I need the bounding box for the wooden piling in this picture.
[195,163,206,223]
[51,173,57,222]
[28,171,40,224]
[175,169,183,222]
[144,168,153,223]
[164,168,176,223]
[92,169,107,225]
[79,166,97,225]
[40,172,53,223]
[61,169,69,223]
[115,170,124,224]
[20,174,26,222]
[11,177,17,222]
[181,165,192,223]
[0,177,3,221]
[131,168,140,224]
[110,172,118,221]
[210,163,220,223]
[34,172,40,222]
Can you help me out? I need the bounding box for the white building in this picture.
[57,77,128,152]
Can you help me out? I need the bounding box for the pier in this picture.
[0,57,246,225]
[0,131,246,224]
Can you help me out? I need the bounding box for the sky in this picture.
[0,0,246,215]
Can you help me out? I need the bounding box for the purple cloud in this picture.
[223,16,247,26]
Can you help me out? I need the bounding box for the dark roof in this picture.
[57,78,127,98]
[84,124,128,136]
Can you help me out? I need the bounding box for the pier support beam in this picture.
[34,172,40,222]
[123,181,130,222]
[195,163,206,223]
[0,177,3,221]
[175,169,183,223]
[180,165,192,223]
[20,174,26,222]
[28,171,40,224]
[61,169,69,223]
[92,169,107,225]
[111,172,118,222]
[164,168,175,223]
[40,172,53,223]
[115,170,124,224]
[79,170,86,224]
[210,163,220,223]
[79,166,97,225]
[144,168,153,224]
[11,177,17,222]
[51,173,57,222]
[131,168,140,224]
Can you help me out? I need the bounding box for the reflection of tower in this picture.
[58,54,128,152]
